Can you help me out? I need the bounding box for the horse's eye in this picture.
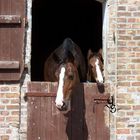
[90,65,93,68]
[69,75,74,80]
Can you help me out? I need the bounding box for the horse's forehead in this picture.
[66,62,74,67]
[90,56,97,64]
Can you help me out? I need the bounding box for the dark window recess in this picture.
[31,0,102,81]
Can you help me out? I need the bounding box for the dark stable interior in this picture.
[31,0,102,81]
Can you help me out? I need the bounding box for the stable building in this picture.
[0,0,140,139]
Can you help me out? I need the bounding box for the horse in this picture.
[44,38,86,111]
[87,48,104,84]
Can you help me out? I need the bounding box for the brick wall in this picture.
[0,85,20,140]
[105,0,140,139]
[117,0,140,139]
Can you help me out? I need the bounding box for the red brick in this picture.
[127,30,136,35]
[117,76,126,81]
[0,111,9,116]
[6,105,19,110]
[136,76,140,80]
[117,12,131,17]
[136,53,140,57]
[117,53,127,57]
[11,99,19,104]
[11,87,19,92]
[127,112,134,116]
[118,47,131,52]
[11,111,19,115]
[137,30,140,34]
[127,76,135,81]
[117,129,130,134]
[117,18,127,23]
[0,117,5,122]
[118,82,130,86]
[136,87,140,92]
[127,64,135,69]
[118,105,131,110]
[6,129,11,134]
[118,6,126,11]
[131,59,140,63]
[132,47,140,51]
[128,6,137,11]
[117,30,126,34]
[132,24,140,29]
[117,117,130,122]
[118,35,131,40]
[2,99,9,104]
[117,41,126,46]
[117,24,131,29]
[117,64,126,69]
[6,93,19,98]
[128,87,136,92]
[118,0,127,4]
[136,135,140,139]
[118,58,130,63]
[117,99,125,104]
[0,105,5,109]
[127,41,136,47]
[6,117,19,122]
[132,70,140,75]
[133,36,140,40]
[132,82,140,86]
[133,105,140,110]
[0,87,10,92]
[127,136,134,140]
[128,18,136,22]
[0,93,5,98]
[1,135,9,140]
[133,12,140,16]
[117,70,131,75]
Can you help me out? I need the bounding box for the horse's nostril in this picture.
[62,101,66,108]
[61,102,67,110]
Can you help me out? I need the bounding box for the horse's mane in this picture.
[53,38,75,64]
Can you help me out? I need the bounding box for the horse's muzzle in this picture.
[56,101,67,111]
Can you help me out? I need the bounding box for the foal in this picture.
[44,38,86,111]
[87,48,104,84]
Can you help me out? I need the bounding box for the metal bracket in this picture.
[106,96,116,113]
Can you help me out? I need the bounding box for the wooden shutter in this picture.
[0,0,25,81]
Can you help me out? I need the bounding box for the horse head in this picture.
[87,48,104,84]
[54,53,80,111]
[44,38,85,111]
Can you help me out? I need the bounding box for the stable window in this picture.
[31,0,102,81]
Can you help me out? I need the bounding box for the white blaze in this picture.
[95,59,103,83]
[55,67,65,108]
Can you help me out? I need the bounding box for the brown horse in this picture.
[87,48,104,84]
[44,38,86,111]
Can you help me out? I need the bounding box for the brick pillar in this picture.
[104,0,140,139]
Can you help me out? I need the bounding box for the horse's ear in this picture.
[87,49,93,60]
[53,53,61,63]
[98,48,102,55]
